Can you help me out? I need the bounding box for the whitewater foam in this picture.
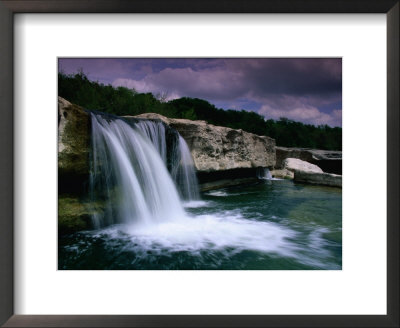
[86,210,299,259]
[183,200,211,208]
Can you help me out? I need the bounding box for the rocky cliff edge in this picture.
[132,113,276,172]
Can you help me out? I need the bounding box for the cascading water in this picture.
[89,113,186,229]
[134,120,167,164]
[257,167,273,180]
[170,136,200,201]
[134,119,199,201]
[59,112,342,270]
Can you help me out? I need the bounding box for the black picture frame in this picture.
[0,1,398,327]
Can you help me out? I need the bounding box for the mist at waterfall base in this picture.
[58,114,342,270]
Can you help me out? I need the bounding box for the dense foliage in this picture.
[58,72,342,150]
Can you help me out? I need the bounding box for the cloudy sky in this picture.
[59,58,342,127]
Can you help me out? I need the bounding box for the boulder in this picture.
[133,113,276,172]
[294,170,342,188]
[276,147,342,174]
[276,147,314,168]
[283,158,323,174]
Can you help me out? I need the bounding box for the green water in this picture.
[58,180,342,270]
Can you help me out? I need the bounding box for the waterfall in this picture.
[134,119,199,201]
[257,167,272,180]
[134,120,167,164]
[170,136,200,201]
[89,113,186,229]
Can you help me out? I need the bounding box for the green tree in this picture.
[58,71,342,150]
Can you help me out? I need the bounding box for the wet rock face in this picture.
[58,196,92,234]
[58,97,93,234]
[58,97,91,194]
[133,113,276,172]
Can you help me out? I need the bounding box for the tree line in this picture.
[58,71,341,150]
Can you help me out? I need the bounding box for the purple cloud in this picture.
[58,58,342,127]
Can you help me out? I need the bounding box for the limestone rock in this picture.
[294,170,342,188]
[58,97,91,193]
[283,158,323,174]
[276,147,314,168]
[276,147,342,174]
[133,113,276,172]
[270,169,294,179]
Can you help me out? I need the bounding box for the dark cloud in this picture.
[222,58,341,97]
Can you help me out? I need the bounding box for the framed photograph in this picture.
[57,57,343,272]
[0,1,398,327]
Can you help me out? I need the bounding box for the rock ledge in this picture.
[133,113,276,172]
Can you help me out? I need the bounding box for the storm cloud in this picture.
[59,58,342,127]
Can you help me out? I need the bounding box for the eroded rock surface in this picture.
[58,97,92,233]
[58,97,91,193]
[133,113,276,172]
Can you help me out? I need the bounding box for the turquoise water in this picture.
[58,180,342,270]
